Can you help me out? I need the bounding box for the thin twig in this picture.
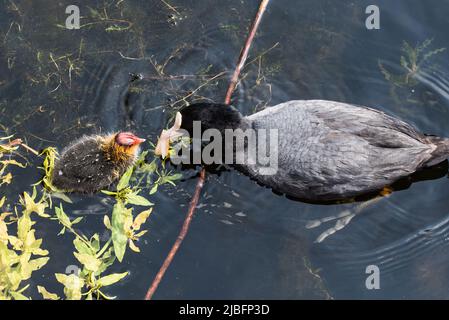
[144,169,205,300]
[225,0,270,104]
[20,142,39,156]
[3,138,39,155]
[168,71,227,107]
[144,0,270,300]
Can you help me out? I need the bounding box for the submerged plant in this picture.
[379,38,446,87]
[378,39,446,108]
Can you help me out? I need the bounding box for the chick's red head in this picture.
[115,132,146,147]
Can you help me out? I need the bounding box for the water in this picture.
[1,0,449,299]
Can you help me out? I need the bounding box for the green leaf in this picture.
[27,257,49,273]
[160,173,182,186]
[90,234,100,253]
[149,184,158,195]
[103,215,112,230]
[96,247,116,275]
[0,219,8,243]
[73,237,93,255]
[97,272,128,287]
[134,230,148,238]
[58,227,66,235]
[132,209,152,231]
[6,270,22,291]
[17,214,33,242]
[101,190,117,196]
[111,201,130,262]
[117,167,134,191]
[55,204,71,228]
[51,192,73,204]
[20,257,49,280]
[126,193,153,206]
[55,273,84,300]
[0,196,6,207]
[21,191,49,218]
[139,160,157,174]
[74,252,101,272]
[9,291,29,300]
[72,217,83,225]
[37,286,60,300]
[167,173,183,181]
[129,239,140,252]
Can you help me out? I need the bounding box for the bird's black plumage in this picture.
[179,100,449,201]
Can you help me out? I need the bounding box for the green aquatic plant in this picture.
[51,204,128,300]
[33,147,72,206]
[29,50,85,93]
[0,136,26,186]
[33,147,59,192]
[378,38,446,108]
[0,189,51,300]
[1,131,180,299]
[150,168,183,195]
[379,38,446,87]
[101,166,153,261]
[0,139,54,300]
[132,147,183,195]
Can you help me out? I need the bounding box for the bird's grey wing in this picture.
[305,100,429,147]
[244,100,435,200]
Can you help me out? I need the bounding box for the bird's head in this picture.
[154,103,243,159]
[115,132,146,147]
[107,132,146,162]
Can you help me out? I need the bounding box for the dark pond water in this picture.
[1,0,449,299]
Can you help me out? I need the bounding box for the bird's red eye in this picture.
[116,132,146,146]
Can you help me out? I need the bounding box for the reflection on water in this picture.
[1,0,449,299]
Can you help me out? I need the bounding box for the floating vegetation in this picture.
[0,189,50,300]
[161,0,187,26]
[130,149,183,195]
[0,131,180,299]
[31,50,85,92]
[52,203,129,300]
[0,136,26,186]
[33,147,58,192]
[0,136,50,299]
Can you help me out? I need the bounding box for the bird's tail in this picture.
[427,137,449,167]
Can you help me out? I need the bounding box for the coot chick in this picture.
[171,100,449,201]
[52,132,145,193]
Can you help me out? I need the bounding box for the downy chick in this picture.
[52,132,145,193]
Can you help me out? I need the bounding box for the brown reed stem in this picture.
[2,138,40,156]
[144,0,270,300]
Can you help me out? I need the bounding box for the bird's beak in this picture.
[133,137,146,145]
[155,112,183,159]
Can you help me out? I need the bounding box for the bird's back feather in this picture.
[242,100,441,200]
